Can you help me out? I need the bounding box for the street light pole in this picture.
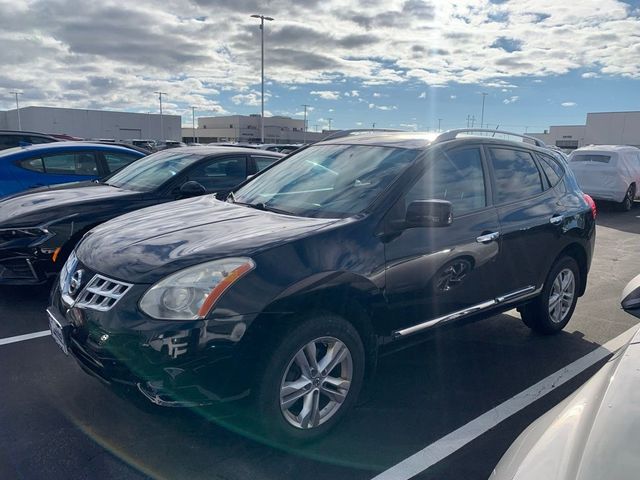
[251,14,274,143]
[9,91,22,130]
[300,104,310,144]
[154,91,167,140]
[480,92,488,129]
[438,118,442,131]
[327,117,333,130]
[191,106,197,143]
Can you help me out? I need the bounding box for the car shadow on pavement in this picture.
[42,310,605,480]
[594,202,640,234]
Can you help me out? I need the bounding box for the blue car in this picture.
[0,142,145,197]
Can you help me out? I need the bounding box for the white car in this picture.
[568,145,640,211]
[491,274,640,480]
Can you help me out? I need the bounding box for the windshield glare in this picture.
[107,151,205,191]
[233,144,418,218]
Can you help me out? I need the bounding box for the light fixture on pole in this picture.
[251,14,274,143]
[154,91,167,140]
[9,91,22,131]
[327,117,333,130]
[480,92,488,129]
[190,106,197,144]
[300,104,310,144]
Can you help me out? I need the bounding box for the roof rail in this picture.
[319,128,405,142]
[433,129,547,148]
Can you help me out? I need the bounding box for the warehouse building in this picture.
[530,111,640,150]
[0,106,181,141]
[181,114,326,144]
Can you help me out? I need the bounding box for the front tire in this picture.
[253,313,365,443]
[521,256,580,334]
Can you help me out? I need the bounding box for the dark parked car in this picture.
[48,130,596,442]
[0,129,60,150]
[0,142,145,197]
[0,146,282,284]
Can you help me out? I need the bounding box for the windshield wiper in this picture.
[235,201,294,216]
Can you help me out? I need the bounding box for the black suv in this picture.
[48,130,596,441]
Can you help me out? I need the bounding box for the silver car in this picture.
[491,274,640,480]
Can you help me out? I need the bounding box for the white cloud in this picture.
[418,92,427,99]
[450,95,457,99]
[310,90,341,100]
[231,91,269,107]
[561,101,577,107]
[0,0,638,116]
[368,103,397,111]
[372,92,382,98]
[503,95,520,104]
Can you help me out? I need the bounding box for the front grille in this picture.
[75,274,132,311]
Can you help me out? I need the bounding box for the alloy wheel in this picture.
[548,268,575,323]
[279,336,353,429]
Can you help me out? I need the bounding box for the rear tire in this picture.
[252,313,365,443]
[521,256,580,334]
[619,184,635,212]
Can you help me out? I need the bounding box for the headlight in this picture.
[139,258,255,320]
[0,227,52,245]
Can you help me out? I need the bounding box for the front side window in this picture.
[187,156,247,190]
[104,152,139,173]
[107,151,205,191]
[404,148,486,216]
[42,152,99,175]
[234,144,418,218]
[253,155,278,172]
[489,148,543,204]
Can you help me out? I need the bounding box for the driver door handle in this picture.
[476,231,500,243]
[550,215,564,225]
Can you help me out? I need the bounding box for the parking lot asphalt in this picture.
[1,204,639,480]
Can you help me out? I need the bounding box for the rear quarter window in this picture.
[537,153,565,187]
[18,157,45,172]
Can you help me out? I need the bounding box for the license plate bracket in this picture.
[47,309,70,355]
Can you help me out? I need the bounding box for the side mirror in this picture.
[621,273,640,319]
[179,181,206,197]
[405,200,453,228]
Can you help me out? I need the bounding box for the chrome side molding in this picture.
[393,285,536,338]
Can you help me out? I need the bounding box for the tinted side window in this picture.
[188,156,247,190]
[27,136,54,145]
[104,152,139,173]
[489,148,543,204]
[42,152,99,175]
[18,157,45,172]
[253,156,277,172]
[537,153,564,187]
[0,135,21,149]
[405,148,486,216]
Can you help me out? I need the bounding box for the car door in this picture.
[185,155,248,197]
[486,146,560,296]
[383,145,502,334]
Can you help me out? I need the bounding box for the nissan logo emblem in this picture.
[68,269,84,296]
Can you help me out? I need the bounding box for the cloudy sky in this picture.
[1,0,639,133]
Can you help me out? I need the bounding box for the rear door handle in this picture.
[476,231,500,243]
[550,215,564,225]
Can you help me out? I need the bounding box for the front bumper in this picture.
[48,280,261,407]
[0,249,58,285]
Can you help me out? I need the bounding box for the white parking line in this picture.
[372,324,639,480]
[0,330,50,346]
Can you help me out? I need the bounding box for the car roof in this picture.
[0,141,145,158]
[318,131,553,153]
[0,130,58,137]
[571,145,640,153]
[165,146,284,156]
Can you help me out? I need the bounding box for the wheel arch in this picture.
[556,242,589,296]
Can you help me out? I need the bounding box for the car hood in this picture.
[0,183,140,227]
[491,327,640,480]
[76,196,341,283]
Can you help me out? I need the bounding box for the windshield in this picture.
[233,144,418,218]
[107,151,205,191]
